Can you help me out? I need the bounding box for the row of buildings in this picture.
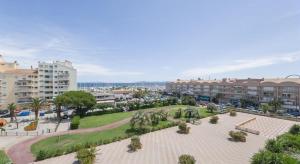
[165,77,300,111]
[0,55,77,110]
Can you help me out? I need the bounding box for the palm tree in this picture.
[31,98,44,120]
[268,99,283,113]
[261,104,270,114]
[130,111,152,130]
[7,103,16,122]
[184,107,200,119]
[53,95,65,120]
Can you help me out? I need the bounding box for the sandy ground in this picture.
[35,113,299,164]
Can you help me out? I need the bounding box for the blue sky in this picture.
[0,0,299,82]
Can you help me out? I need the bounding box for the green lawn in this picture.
[169,105,215,118]
[78,105,188,129]
[79,112,134,129]
[31,105,214,160]
[31,120,174,157]
[0,150,11,164]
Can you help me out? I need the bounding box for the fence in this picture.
[0,128,56,136]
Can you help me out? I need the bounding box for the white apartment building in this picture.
[0,55,77,109]
[38,61,77,101]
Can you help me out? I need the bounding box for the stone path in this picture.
[7,118,131,164]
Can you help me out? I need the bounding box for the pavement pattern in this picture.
[35,113,298,164]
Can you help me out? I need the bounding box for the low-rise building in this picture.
[166,77,300,111]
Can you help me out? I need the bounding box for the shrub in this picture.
[24,121,38,131]
[178,154,196,164]
[76,147,97,164]
[36,150,47,161]
[177,121,190,134]
[209,116,219,124]
[158,110,168,121]
[70,116,80,130]
[277,133,300,152]
[174,108,182,119]
[251,150,298,164]
[229,131,246,142]
[128,136,142,151]
[265,139,283,153]
[289,124,300,135]
[229,110,237,117]
[207,103,217,113]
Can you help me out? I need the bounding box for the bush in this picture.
[251,150,298,164]
[76,147,97,164]
[71,116,80,130]
[174,108,182,119]
[265,139,283,153]
[24,121,38,131]
[289,124,300,135]
[209,116,219,124]
[207,103,217,113]
[128,136,142,151]
[229,131,246,142]
[36,150,47,161]
[178,154,196,164]
[229,110,237,117]
[177,121,190,134]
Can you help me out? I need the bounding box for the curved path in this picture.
[7,118,131,164]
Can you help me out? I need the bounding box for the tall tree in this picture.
[62,91,96,117]
[261,104,270,114]
[31,98,44,120]
[268,99,283,113]
[53,95,65,119]
[7,103,16,122]
[130,111,152,130]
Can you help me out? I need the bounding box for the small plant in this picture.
[174,108,182,119]
[229,131,247,142]
[71,116,80,130]
[207,103,217,113]
[128,136,142,151]
[36,150,47,161]
[178,154,196,164]
[209,116,219,124]
[289,124,300,135]
[177,121,190,134]
[265,139,283,153]
[158,110,168,121]
[76,146,97,164]
[229,110,237,117]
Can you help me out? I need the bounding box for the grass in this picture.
[31,105,213,160]
[79,112,134,129]
[78,105,188,129]
[169,106,215,119]
[0,150,11,164]
[31,120,173,157]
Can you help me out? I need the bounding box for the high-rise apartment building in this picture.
[0,55,77,109]
[38,61,77,101]
[166,78,300,111]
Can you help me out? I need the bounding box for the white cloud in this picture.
[182,51,300,78]
[74,63,143,76]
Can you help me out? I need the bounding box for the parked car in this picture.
[0,110,9,115]
[0,114,10,118]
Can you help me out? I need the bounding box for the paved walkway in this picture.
[7,118,131,164]
[35,113,298,164]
